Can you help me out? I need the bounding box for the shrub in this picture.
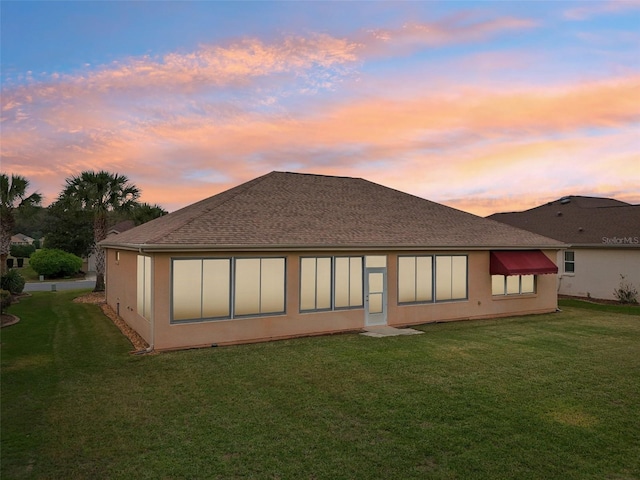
[10,244,36,259]
[613,274,638,305]
[29,249,83,278]
[0,289,11,314]
[1,269,26,295]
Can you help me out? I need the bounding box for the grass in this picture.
[2,291,639,479]
[559,297,640,315]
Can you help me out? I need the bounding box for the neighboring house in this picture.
[488,196,640,301]
[101,171,562,351]
[11,233,35,245]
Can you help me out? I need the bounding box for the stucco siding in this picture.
[105,249,152,344]
[106,248,559,351]
[557,248,640,300]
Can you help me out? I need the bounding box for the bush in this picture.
[10,244,36,259]
[29,249,83,278]
[1,269,26,295]
[0,289,11,314]
[613,274,638,304]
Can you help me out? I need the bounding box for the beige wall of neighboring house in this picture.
[557,248,640,300]
[106,248,558,351]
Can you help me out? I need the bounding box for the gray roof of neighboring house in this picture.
[488,195,640,247]
[108,220,136,236]
[101,171,563,252]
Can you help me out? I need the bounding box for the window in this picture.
[398,255,467,304]
[398,256,433,303]
[171,257,285,323]
[173,258,230,321]
[492,275,535,296]
[564,251,575,273]
[137,255,152,319]
[300,257,332,311]
[235,258,285,316]
[300,256,363,312]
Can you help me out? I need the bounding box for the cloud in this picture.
[564,0,640,20]
[2,11,638,214]
[1,33,360,114]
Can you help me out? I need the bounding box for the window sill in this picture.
[491,293,537,301]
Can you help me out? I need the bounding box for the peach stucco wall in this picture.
[105,249,559,351]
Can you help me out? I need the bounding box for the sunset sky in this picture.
[2,1,639,216]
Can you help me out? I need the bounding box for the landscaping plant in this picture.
[613,274,639,304]
[0,269,25,295]
[9,243,36,260]
[29,248,83,279]
[0,289,11,314]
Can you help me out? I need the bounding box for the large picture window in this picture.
[300,256,363,312]
[137,255,152,319]
[171,257,285,323]
[398,255,467,304]
[492,275,535,296]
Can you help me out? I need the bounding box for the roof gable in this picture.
[103,172,562,250]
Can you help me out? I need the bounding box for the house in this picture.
[10,233,35,245]
[100,171,563,351]
[488,196,640,300]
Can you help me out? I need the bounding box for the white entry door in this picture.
[365,267,387,326]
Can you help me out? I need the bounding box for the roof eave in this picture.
[99,241,567,253]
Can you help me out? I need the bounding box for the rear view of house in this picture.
[101,171,562,351]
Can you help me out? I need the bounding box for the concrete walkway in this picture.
[24,273,97,292]
[361,325,424,337]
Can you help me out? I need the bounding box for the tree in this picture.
[14,205,48,240]
[43,200,95,258]
[130,202,168,225]
[59,171,140,291]
[0,174,42,275]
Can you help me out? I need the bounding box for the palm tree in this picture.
[130,202,168,225]
[60,171,140,291]
[1,174,42,275]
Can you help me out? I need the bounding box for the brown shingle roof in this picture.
[101,172,562,251]
[488,196,640,247]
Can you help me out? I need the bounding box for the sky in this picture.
[1,1,639,216]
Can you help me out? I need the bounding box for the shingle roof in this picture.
[101,171,562,251]
[488,195,640,247]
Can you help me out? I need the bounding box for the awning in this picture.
[490,250,558,276]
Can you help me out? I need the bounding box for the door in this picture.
[365,267,387,326]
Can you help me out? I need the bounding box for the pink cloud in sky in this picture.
[2,9,639,216]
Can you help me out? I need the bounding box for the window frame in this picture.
[170,256,286,324]
[491,274,537,296]
[137,255,152,320]
[564,250,575,274]
[397,254,468,305]
[299,255,364,313]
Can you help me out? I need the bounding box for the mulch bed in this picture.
[1,313,20,328]
[73,292,150,352]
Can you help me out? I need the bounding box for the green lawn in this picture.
[2,291,639,479]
